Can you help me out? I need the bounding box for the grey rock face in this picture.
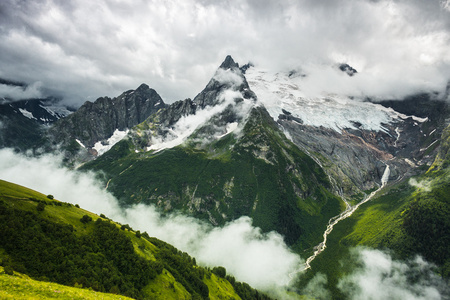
[278,98,448,196]
[130,56,257,150]
[279,120,392,195]
[219,55,240,69]
[157,98,197,128]
[339,63,358,76]
[193,56,256,109]
[50,84,166,148]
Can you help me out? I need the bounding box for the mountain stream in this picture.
[288,164,391,281]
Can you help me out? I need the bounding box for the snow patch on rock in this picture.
[93,129,129,156]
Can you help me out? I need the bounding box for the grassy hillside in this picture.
[83,107,342,253]
[298,124,450,299]
[0,179,271,300]
[0,266,134,300]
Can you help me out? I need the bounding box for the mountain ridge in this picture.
[49,83,166,158]
[81,57,342,253]
[1,55,449,299]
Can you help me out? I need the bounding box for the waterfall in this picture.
[381,164,390,186]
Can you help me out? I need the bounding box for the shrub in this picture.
[212,266,226,278]
[47,195,54,200]
[80,215,93,224]
[120,224,131,231]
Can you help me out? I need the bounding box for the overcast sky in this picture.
[1,0,449,107]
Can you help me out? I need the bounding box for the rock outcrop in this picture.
[50,84,166,150]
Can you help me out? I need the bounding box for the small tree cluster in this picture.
[80,215,92,224]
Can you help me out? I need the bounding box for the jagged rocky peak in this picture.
[128,56,261,153]
[339,63,358,76]
[219,55,240,69]
[193,55,256,109]
[49,83,166,151]
[154,98,198,128]
[136,83,150,91]
[239,62,254,74]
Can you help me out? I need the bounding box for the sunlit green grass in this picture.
[0,267,133,300]
[0,179,264,299]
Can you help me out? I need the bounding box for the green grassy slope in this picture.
[0,179,271,300]
[299,124,450,299]
[83,107,342,253]
[0,266,134,300]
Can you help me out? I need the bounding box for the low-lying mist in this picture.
[0,148,301,293]
[338,248,449,300]
[301,247,449,300]
[2,148,448,299]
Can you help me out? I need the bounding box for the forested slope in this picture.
[0,180,271,300]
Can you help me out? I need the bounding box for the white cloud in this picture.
[147,96,237,152]
[148,87,253,152]
[409,178,432,192]
[0,148,302,294]
[338,248,449,300]
[0,82,44,101]
[0,0,448,107]
[301,273,331,300]
[126,206,302,291]
[93,129,129,156]
[0,149,122,215]
[213,68,244,86]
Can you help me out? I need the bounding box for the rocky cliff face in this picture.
[192,55,256,109]
[245,66,450,197]
[49,83,166,156]
[129,56,257,152]
[277,113,436,196]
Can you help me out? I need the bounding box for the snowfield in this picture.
[246,67,427,133]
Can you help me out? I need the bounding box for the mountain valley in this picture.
[0,56,449,299]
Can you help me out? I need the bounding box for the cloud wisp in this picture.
[338,248,449,300]
[0,148,302,294]
[0,82,44,101]
[0,0,449,106]
[147,69,253,152]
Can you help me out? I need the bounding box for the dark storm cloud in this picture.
[0,0,449,106]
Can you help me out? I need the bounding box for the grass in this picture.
[342,183,414,247]
[0,180,50,202]
[0,267,133,300]
[142,269,191,299]
[0,179,103,236]
[82,107,342,253]
[297,165,450,299]
[204,273,241,300]
[0,179,266,300]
